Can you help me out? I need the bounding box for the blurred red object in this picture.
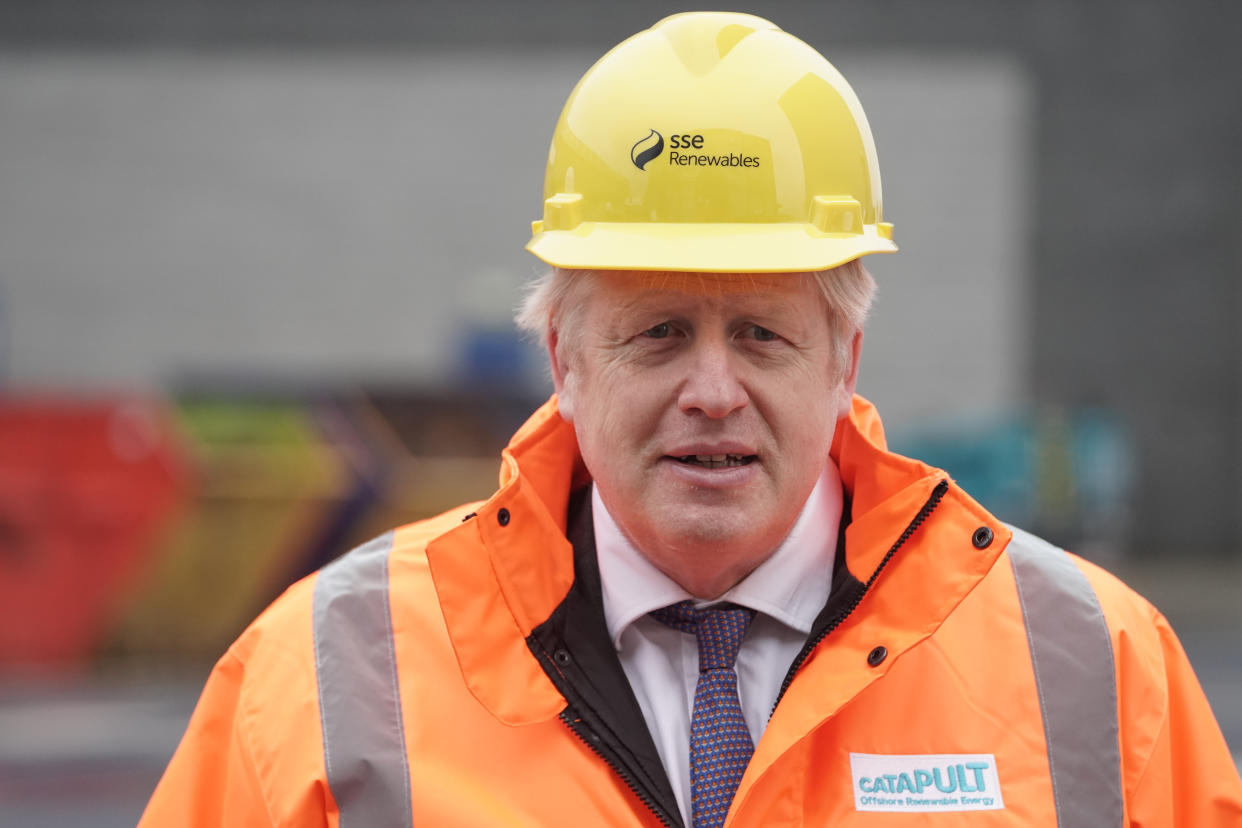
[0,397,188,671]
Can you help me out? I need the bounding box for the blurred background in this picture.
[1,0,1239,823]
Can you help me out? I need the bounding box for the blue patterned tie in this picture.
[651,601,756,828]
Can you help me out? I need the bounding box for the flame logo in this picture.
[630,129,664,171]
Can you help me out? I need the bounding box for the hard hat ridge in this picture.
[527,11,896,273]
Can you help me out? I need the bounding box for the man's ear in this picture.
[836,330,863,418]
[547,326,574,423]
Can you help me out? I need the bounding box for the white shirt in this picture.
[594,462,842,825]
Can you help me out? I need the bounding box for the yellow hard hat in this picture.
[527,11,896,273]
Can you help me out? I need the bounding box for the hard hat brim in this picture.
[527,222,896,273]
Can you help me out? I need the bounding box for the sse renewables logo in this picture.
[631,129,664,170]
[630,129,760,170]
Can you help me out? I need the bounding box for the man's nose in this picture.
[677,338,749,418]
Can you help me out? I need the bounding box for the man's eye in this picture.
[750,325,778,341]
[644,323,672,339]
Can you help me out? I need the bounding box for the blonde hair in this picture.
[515,259,877,377]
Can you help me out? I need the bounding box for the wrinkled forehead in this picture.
[616,270,808,295]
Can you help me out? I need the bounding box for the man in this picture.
[143,12,1242,826]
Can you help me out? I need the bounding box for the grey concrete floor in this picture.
[1,561,1238,826]
[0,675,204,827]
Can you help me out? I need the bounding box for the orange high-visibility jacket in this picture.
[142,397,1242,826]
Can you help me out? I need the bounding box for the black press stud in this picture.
[867,646,888,667]
[972,526,994,549]
[553,648,572,667]
[497,508,511,527]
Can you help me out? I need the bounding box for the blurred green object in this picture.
[106,398,349,663]
[102,387,546,666]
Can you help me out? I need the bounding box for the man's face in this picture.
[550,271,860,599]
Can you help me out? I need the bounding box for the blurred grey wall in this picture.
[1,0,1239,560]
[0,51,1032,415]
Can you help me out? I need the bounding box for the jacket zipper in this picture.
[529,643,680,827]
[543,478,947,827]
[772,478,950,712]
[559,709,678,828]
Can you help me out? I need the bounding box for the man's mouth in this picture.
[673,454,757,469]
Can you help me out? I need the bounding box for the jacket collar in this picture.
[422,397,578,724]
[425,395,1011,729]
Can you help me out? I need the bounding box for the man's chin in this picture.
[635,512,786,588]
[643,535,772,600]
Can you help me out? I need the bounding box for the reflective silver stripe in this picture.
[312,532,413,828]
[1007,526,1122,827]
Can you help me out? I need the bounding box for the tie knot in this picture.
[650,601,755,672]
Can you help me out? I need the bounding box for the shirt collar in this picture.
[595,460,842,650]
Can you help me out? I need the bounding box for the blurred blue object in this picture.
[457,324,542,390]
[888,407,1134,558]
